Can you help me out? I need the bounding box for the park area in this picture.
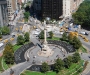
[21,70,56,75]
[20,60,84,75]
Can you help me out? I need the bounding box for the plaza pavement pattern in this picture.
[0,40,75,75]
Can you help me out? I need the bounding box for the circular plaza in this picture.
[14,40,75,65]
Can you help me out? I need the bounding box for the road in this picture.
[0,13,90,75]
[1,61,32,75]
[0,10,24,53]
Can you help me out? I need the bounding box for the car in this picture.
[85,32,89,35]
[80,32,85,35]
[88,56,90,58]
[0,43,4,48]
[12,35,15,38]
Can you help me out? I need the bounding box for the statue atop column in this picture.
[37,20,54,57]
[43,20,47,45]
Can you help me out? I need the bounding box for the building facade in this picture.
[63,0,84,17]
[41,0,63,20]
[0,0,8,27]
[17,0,22,10]
[33,0,41,16]
[7,0,18,21]
[33,0,84,20]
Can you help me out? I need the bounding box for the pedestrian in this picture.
[10,68,14,75]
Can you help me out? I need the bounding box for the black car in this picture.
[85,32,89,35]
[88,56,90,58]
[12,35,15,38]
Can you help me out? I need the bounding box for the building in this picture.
[33,0,41,15]
[33,0,84,20]
[0,0,8,27]
[17,0,22,10]
[63,0,84,17]
[7,0,18,21]
[41,0,63,20]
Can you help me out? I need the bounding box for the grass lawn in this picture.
[13,42,29,52]
[21,70,56,75]
[79,46,87,53]
[2,58,8,70]
[0,56,3,72]
[47,37,60,41]
[58,60,84,75]
[13,44,22,52]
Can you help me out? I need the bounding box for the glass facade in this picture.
[0,0,8,27]
[41,0,63,20]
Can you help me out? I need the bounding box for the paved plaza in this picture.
[14,40,75,65]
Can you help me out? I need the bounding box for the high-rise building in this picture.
[17,0,22,10]
[0,0,8,27]
[7,0,18,21]
[33,0,41,16]
[41,0,63,20]
[63,0,84,17]
[33,0,84,20]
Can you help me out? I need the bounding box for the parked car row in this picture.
[80,32,89,35]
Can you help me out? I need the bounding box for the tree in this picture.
[49,31,54,38]
[72,52,80,63]
[0,33,2,38]
[1,26,10,35]
[24,11,30,22]
[62,32,67,41]
[41,62,50,73]
[39,30,44,39]
[0,27,2,38]
[3,43,14,64]
[64,56,72,68]
[17,35,25,45]
[24,32,29,42]
[72,36,82,49]
[68,33,73,44]
[54,58,64,72]
[72,0,90,28]
[21,3,24,8]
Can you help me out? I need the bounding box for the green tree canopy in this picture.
[1,26,10,35]
[3,43,14,64]
[72,36,82,49]
[72,0,90,28]
[49,31,53,38]
[54,58,64,72]
[24,32,29,42]
[17,35,25,45]
[39,30,44,39]
[41,62,50,73]
[72,52,81,63]
[0,33,2,38]
[64,56,72,68]
[62,32,67,41]
[24,11,30,22]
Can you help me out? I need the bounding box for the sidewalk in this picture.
[82,45,90,53]
[9,10,23,26]
[81,61,90,75]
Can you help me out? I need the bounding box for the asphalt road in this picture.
[0,13,90,75]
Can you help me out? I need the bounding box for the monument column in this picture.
[44,20,47,44]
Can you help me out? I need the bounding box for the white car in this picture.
[60,32,64,34]
[0,43,4,48]
[80,32,85,35]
